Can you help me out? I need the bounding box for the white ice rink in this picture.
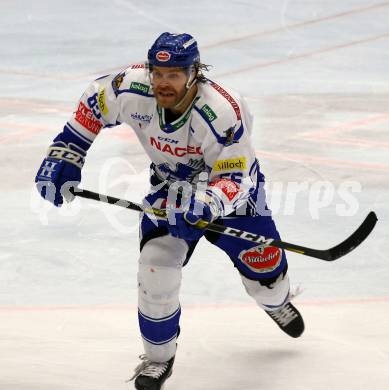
[1,1,389,389]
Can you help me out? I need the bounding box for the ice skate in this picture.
[129,354,175,390]
[265,302,304,338]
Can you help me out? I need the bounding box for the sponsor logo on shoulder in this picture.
[97,88,108,115]
[213,157,246,172]
[238,246,282,273]
[130,81,150,94]
[156,51,171,62]
[200,104,217,122]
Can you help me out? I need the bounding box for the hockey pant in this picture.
[137,200,290,362]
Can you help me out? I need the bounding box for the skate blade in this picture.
[127,370,172,389]
[128,381,168,390]
[128,382,167,390]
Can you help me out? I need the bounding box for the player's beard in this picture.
[155,87,186,110]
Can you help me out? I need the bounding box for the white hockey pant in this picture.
[137,235,290,362]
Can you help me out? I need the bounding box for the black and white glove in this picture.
[35,141,86,207]
[167,194,219,241]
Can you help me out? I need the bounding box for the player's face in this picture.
[151,67,189,109]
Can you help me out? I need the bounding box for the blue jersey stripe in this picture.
[52,124,92,151]
[65,123,93,145]
[193,106,222,143]
[138,306,181,345]
[194,106,244,146]
[141,332,178,346]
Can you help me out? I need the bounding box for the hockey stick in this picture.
[72,188,377,261]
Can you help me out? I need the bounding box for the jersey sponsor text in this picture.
[213,157,246,172]
[75,101,103,134]
[150,137,202,157]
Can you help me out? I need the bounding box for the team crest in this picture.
[112,72,125,95]
[157,159,205,182]
[224,125,239,146]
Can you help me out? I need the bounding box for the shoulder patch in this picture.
[223,125,242,146]
[112,72,125,96]
[200,104,217,122]
[130,81,150,94]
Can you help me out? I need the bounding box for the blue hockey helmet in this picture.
[147,32,200,68]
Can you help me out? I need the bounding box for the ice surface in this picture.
[0,1,388,389]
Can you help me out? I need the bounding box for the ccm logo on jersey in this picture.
[156,51,171,62]
[209,178,240,201]
[238,246,282,273]
[75,101,103,134]
[213,157,246,172]
[150,137,202,157]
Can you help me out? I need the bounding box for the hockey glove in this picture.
[35,141,86,207]
[167,194,219,241]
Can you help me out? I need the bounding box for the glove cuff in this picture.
[47,143,86,169]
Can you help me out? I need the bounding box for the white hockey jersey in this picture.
[62,64,264,216]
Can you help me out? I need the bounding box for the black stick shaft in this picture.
[72,188,377,261]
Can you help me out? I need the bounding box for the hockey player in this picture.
[35,32,304,390]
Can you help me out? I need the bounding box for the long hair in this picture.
[196,63,212,83]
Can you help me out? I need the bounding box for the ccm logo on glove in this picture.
[47,146,85,169]
[35,142,86,207]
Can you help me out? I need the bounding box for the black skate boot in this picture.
[265,302,304,338]
[129,354,175,390]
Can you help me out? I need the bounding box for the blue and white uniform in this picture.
[65,64,260,215]
[53,64,290,362]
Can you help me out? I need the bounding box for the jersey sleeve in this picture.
[52,71,128,151]
[196,88,258,217]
